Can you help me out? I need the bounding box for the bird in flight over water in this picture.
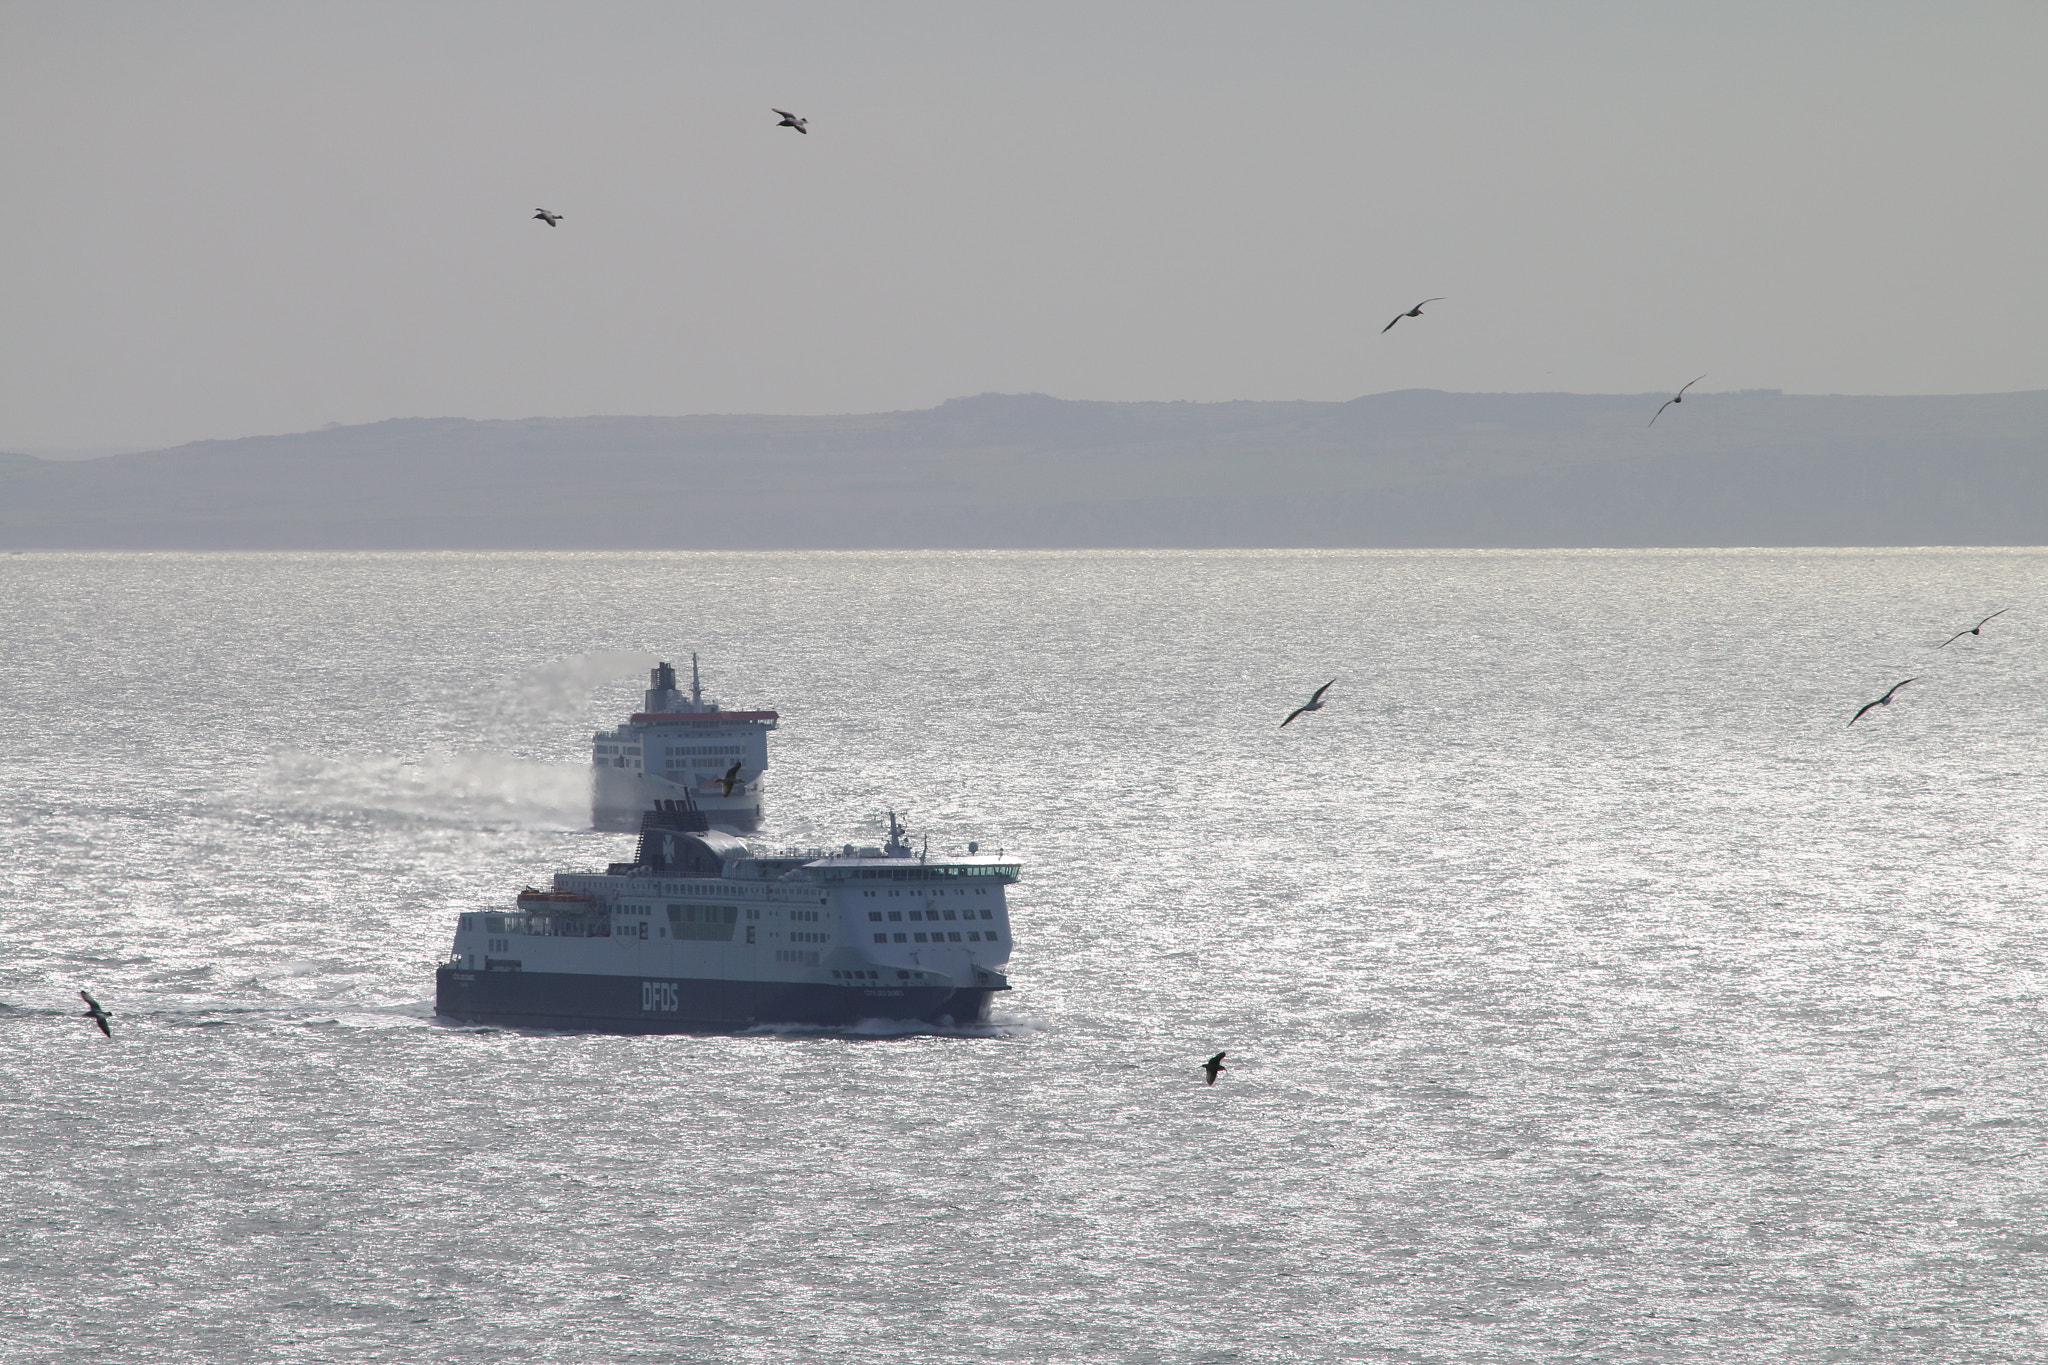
[773,109,808,134]
[533,209,562,227]
[1649,375,1706,426]
[1940,609,2009,647]
[1202,1052,1227,1085]
[1281,681,1335,727]
[717,761,744,796]
[1849,679,1915,725]
[1382,298,1444,333]
[79,991,112,1037]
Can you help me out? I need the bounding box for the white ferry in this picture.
[435,807,1017,1030]
[592,657,776,832]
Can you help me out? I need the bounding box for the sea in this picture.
[2,548,2046,1364]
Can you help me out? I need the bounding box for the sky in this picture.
[3,1,2044,451]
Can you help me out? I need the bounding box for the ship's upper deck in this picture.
[622,657,777,729]
[795,853,1019,883]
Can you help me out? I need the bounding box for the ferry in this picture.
[435,805,1017,1030]
[592,656,776,832]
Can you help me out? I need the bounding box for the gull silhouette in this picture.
[533,209,562,227]
[79,991,112,1037]
[1382,298,1444,333]
[1281,681,1335,727]
[773,108,808,134]
[1940,609,2009,648]
[1202,1052,1227,1085]
[716,761,744,797]
[1849,679,1915,726]
[1649,375,1706,426]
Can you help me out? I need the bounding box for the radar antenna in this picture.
[883,810,912,858]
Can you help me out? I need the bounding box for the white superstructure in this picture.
[592,656,777,831]
[437,807,1017,1029]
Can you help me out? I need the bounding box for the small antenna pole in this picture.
[691,652,702,709]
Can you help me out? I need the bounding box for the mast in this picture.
[691,652,703,710]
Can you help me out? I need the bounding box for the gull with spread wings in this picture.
[1940,609,2009,648]
[1649,375,1706,426]
[1281,681,1335,727]
[1382,298,1443,333]
[1849,679,1915,726]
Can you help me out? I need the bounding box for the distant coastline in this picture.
[4,389,2044,551]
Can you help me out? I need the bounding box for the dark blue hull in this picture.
[435,966,998,1032]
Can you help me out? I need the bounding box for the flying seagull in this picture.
[533,209,562,227]
[1202,1052,1227,1085]
[1939,609,2009,648]
[1649,375,1706,426]
[773,108,808,134]
[716,761,743,796]
[1849,678,1915,726]
[1382,298,1444,333]
[1281,681,1335,727]
[79,991,112,1037]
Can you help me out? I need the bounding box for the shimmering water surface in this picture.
[3,549,2047,1364]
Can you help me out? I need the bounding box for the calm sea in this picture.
[2,549,2046,1364]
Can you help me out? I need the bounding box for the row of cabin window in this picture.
[873,930,1001,945]
[862,888,990,897]
[841,867,1014,880]
[869,908,994,923]
[482,914,609,937]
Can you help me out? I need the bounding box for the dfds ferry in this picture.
[592,656,777,832]
[436,805,1017,1030]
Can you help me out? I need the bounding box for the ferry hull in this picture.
[435,966,997,1032]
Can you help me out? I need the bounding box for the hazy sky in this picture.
[4,1,2044,450]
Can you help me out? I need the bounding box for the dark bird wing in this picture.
[79,991,101,1011]
[92,1015,111,1036]
[1649,399,1676,426]
[773,109,798,119]
[724,761,742,781]
[1850,679,1915,724]
[1938,628,1972,648]
[1414,298,1444,309]
[1381,313,1404,333]
[1677,374,1706,397]
[1977,608,2010,630]
[1208,1052,1226,1066]
[1308,680,1335,705]
[1280,706,1308,727]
